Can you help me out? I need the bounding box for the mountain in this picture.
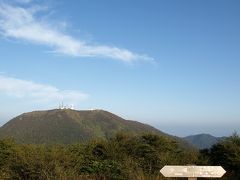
[0,109,168,144]
[184,134,225,149]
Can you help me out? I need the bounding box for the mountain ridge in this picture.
[0,109,168,144]
[183,133,225,149]
[1,109,217,149]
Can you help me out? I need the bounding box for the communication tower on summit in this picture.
[58,102,74,110]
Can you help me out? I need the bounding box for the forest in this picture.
[0,133,239,179]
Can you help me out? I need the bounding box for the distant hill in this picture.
[0,109,168,144]
[184,134,225,149]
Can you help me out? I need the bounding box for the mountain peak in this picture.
[0,109,164,144]
[184,133,225,149]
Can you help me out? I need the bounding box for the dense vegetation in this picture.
[198,132,240,180]
[0,133,197,179]
[0,132,239,179]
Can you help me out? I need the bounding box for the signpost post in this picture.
[160,165,226,180]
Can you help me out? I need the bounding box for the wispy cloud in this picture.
[0,3,154,63]
[0,75,88,104]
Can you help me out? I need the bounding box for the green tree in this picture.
[209,132,240,179]
[0,138,16,179]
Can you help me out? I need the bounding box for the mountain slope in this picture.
[184,134,225,149]
[0,109,166,144]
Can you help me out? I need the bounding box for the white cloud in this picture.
[0,75,88,104]
[0,3,154,63]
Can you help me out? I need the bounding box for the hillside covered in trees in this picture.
[0,109,167,144]
[184,134,225,149]
[0,133,239,179]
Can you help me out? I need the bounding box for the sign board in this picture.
[160,166,226,178]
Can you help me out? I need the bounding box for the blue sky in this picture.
[0,0,239,136]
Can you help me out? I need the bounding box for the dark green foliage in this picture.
[71,133,197,179]
[1,132,239,179]
[0,133,198,179]
[198,132,240,180]
[0,138,14,167]
[209,133,240,179]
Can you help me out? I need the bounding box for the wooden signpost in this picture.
[160,165,226,180]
